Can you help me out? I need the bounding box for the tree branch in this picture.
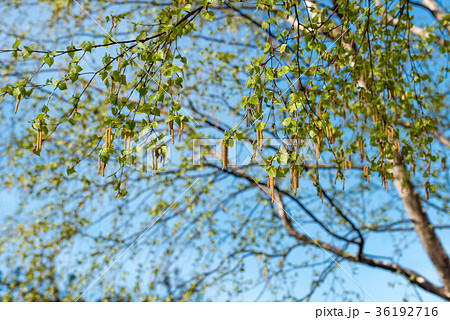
[420,0,450,33]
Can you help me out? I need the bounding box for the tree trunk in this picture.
[392,151,450,296]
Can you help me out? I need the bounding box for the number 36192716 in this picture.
[375,307,438,317]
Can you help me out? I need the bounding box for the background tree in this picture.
[0,0,449,301]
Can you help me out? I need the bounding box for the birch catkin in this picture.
[424,181,430,200]
[220,139,224,169]
[292,167,299,196]
[154,149,159,170]
[363,165,370,183]
[246,108,250,127]
[168,121,174,144]
[315,132,322,159]
[105,127,111,149]
[289,166,293,189]
[178,121,184,142]
[224,142,228,169]
[220,139,228,170]
[101,162,106,177]
[98,154,106,177]
[123,130,132,150]
[317,186,323,203]
[256,129,263,151]
[35,129,42,152]
[110,80,115,95]
[152,149,155,169]
[14,96,20,114]
[268,176,274,203]
[358,138,364,162]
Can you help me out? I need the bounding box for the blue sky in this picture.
[0,0,449,302]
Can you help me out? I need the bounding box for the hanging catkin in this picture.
[101,162,106,177]
[315,132,322,159]
[424,181,430,200]
[98,153,106,177]
[268,176,275,203]
[220,139,228,170]
[246,108,249,127]
[178,121,184,142]
[257,130,260,150]
[35,128,42,152]
[224,142,228,169]
[363,166,370,183]
[14,96,20,114]
[110,80,115,95]
[152,149,155,170]
[317,186,323,203]
[292,167,299,196]
[358,138,364,162]
[257,129,263,151]
[105,127,111,149]
[289,166,293,189]
[220,139,224,169]
[168,120,174,144]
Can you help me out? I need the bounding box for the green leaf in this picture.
[111,70,120,82]
[201,11,214,21]
[249,93,259,105]
[58,81,67,91]
[279,65,290,76]
[267,18,277,25]
[44,55,54,67]
[136,31,147,41]
[12,39,20,49]
[67,45,76,58]
[261,21,269,31]
[255,122,265,131]
[99,70,108,81]
[21,44,35,61]
[279,149,289,164]
[80,41,93,53]
[282,117,291,126]
[265,68,274,81]
[267,166,276,177]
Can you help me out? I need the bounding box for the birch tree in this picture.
[0,0,449,301]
